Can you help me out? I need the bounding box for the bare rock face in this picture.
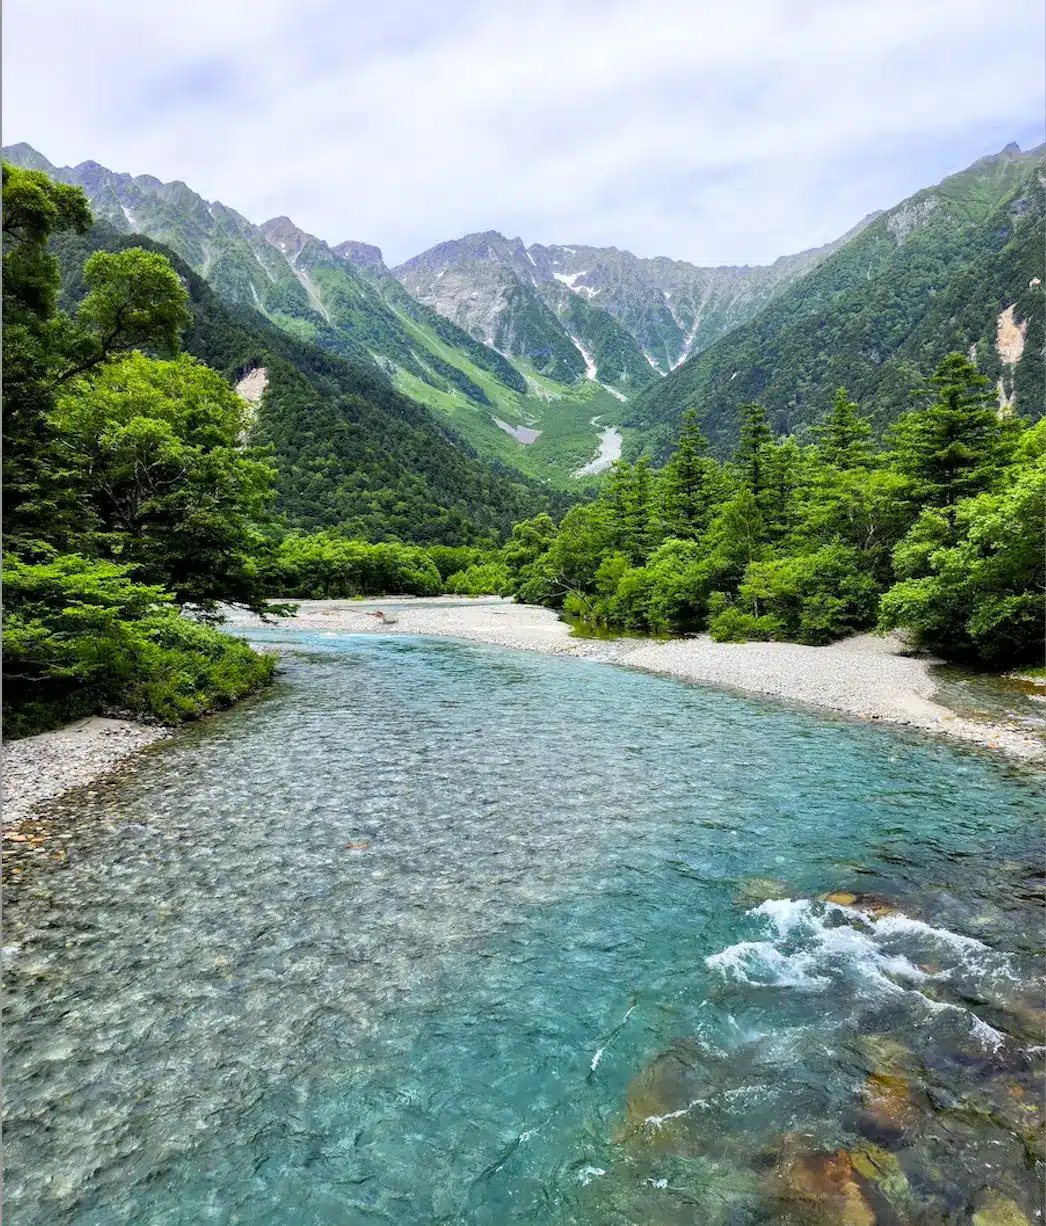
[886,195,940,243]
[332,240,387,274]
[235,366,268,407]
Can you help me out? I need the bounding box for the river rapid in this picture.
[4,633,1044,1224]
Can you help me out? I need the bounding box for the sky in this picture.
[4,0,1044,267]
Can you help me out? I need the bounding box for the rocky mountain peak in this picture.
[3,141,54,172]
[333,240,387,272]
[259,216,327,262]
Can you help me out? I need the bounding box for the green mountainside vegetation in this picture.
[492,373,1044,667]
[632,144,1045,457]
[5,142,1043,741]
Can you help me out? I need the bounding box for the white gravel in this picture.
[3,717,170,827]
[5,601,1039,828]
[228,598,1045,763]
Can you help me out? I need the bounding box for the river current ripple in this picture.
[4,634,1044,1224]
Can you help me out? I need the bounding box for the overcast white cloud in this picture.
[4,0,1044,265]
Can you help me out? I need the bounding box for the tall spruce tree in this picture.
[816,387,873,470]
[734,402,774,497]
[659,408,719,538]
[889,353,1014,508]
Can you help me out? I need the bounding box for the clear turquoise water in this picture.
[4,634,1044,1224]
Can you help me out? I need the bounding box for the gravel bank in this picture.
[7,602,1036,827]
[227,598,1045,763]
[3,717,170,827]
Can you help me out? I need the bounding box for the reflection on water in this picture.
[4,634,1044,1225]
[933,663,1046,746]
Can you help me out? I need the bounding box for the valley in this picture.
[3,117,1045,1226]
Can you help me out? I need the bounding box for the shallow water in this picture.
[932,663,1046,745]
[4,634,1044,1225]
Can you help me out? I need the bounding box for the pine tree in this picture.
[889,353,1015,507]
[816,387,873,469]
[734,402,773,497]
[659,408,719,538]
[622,458,655,564]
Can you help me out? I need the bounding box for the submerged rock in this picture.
[616,1039,706,1154]
[735,876,791,906]
[859,1072,924,1139]
[767,1136,876,1226]
[848,1142,909,1205]
[971,1189,1031,1226]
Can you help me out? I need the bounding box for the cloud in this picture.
[4,0,1044,265]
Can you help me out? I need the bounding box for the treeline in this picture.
[3,164,279,736]
[486,369,1042,665]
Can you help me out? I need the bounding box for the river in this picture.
[4,633,1044,1224]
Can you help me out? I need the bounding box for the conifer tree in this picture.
[734,402,773,497]
[659,408,719,538]
[889,353,1014,507]
[622,458,655,564]
[816,387,873,470]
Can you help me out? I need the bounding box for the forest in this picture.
[4,161,1043,741]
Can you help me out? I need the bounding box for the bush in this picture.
[444,561,512,596]
[707,592,781,643]
[3,552,275,737]
[735,545,880,645]
[428,545,487,582]
[263,532,442,598]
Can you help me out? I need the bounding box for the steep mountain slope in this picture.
[632,143,1046,456]
[393,222,873,381]
[2,144,625,484]
[50,220,570,542]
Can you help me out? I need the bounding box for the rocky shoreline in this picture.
[228,597,1045,763]
[3,717,170,830]
[4,599,1041,829]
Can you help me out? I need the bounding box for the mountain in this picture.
[392,222,873,380]
[629,142,1046,455]
[49,219,570,542]
[0,145,646,483]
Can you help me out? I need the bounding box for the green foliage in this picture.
[510,355,1043,664]
[888,353,1018,505]
[260,533,442,598]
[879,460,1045,664]
[62,247,193,378]
[444,561,512,596]
[734,545,881,645]
[657,409,722,538]
[55,352,278,613]
[815,388,874,469]
[2,552,274,738]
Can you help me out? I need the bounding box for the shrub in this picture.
[707,592,781,643]
[444,562,512,596]
[3,552,275,737]
[735,545,880,645]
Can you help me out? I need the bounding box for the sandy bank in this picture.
[227,598,1045,763]
[3,717,170,828]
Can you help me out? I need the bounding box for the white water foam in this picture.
[576,1165,606,1185]
[706,898,1016,1048]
